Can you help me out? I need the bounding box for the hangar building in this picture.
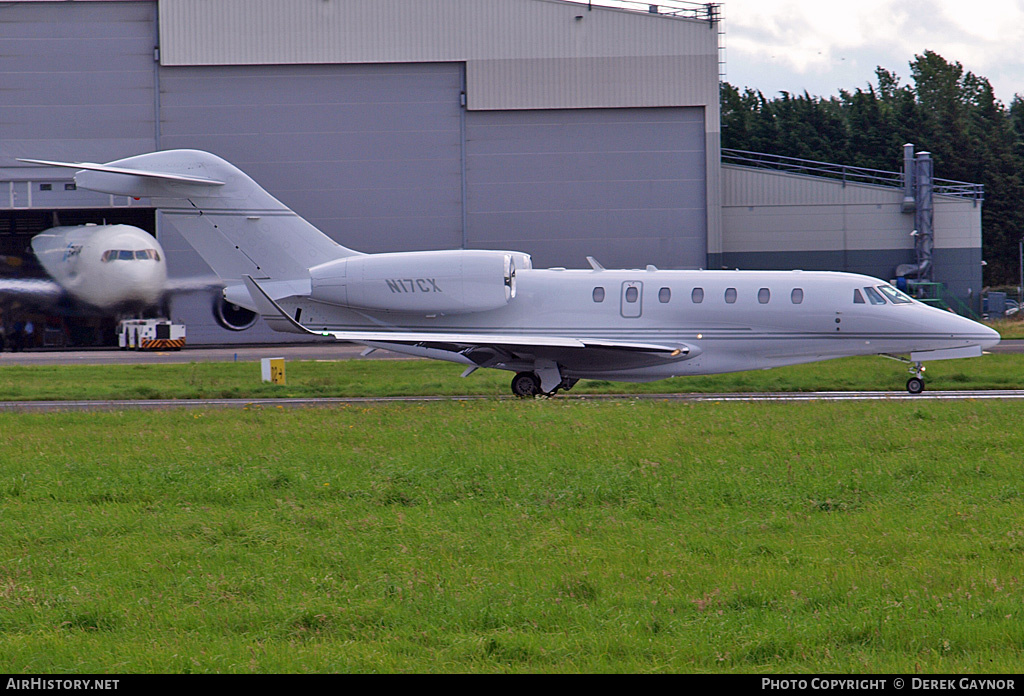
[1,0,984,345]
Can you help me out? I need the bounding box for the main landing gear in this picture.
[511,371,578,398]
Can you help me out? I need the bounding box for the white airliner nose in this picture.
[100,257,165,307]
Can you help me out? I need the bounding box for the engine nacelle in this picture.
[309,250,528,315]
[213,295,259,331]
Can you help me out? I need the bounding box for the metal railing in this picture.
[565,1,721,23]
[722,148,984,203]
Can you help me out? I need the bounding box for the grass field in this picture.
[1,398,1023,673]
[985,318,1024,340]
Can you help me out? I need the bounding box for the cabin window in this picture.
[863,286,887,305]
[39,183,52,191]
[691,287,704,304]
[592,287,605,303]
[725,287,737,304]
[791,288,804,304]
[625,286,639,303]
[658,287,671,303]
[854,289,865,304]
[758,288,770,304]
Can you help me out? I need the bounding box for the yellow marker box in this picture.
[260,357,286,385]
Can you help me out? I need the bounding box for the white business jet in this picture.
[22,151,1000,395]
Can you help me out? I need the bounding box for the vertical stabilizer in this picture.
[26,150,360,282]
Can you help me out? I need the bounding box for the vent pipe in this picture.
[901,143,916,213]
[896,149,934,281]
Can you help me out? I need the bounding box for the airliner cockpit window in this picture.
[863,287,887,305]
[877,285,913,304]
[854,289,865,304]
[103,249,160,262]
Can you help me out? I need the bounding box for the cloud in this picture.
[724,0,1024,101]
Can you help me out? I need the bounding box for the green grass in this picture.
[0,352,1022,401]
[985,318,1024,340]
[1,400,1022,672]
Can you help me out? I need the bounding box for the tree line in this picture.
[720,50,1024,285]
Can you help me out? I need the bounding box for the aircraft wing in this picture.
[0,277,64,304]
[164,275,224,293]
[241,275,693,358]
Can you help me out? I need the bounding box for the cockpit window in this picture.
[863,286,887,305]
[103,249,160,262]
[877,284,913,304]
[854,289,865,304]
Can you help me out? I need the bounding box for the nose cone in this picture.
[979,323,1001,351]
[945,311,1000,351]
[115,261,166,307]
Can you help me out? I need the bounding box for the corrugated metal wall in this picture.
[157,0,721,111]
[466,108,707,269]
[721,165,984,304]
[158,63,465,252]
[0,0,157,169]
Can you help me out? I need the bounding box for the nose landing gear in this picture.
[906,362,925,394]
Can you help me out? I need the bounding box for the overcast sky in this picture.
[722,0,1024,104]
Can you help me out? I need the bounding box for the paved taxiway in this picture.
[1,390,1024,412]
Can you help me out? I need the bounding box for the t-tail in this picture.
[19,150,359,289]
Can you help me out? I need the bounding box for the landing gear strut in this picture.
[906,362,925,394]
[882,355,927,394]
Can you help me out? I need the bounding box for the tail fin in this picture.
[21,150,359,281]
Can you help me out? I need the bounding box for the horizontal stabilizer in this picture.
[16,158,225,186]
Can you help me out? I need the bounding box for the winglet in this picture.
[16,158,225,186]
[242,275,322,336]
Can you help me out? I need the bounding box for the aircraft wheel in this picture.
[511,371,542,398]
[906,377,925,394]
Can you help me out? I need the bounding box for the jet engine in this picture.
[309,250,528,315]
[213,295,259,331]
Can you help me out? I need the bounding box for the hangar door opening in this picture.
[465,108,707,270]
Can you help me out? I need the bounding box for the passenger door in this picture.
[621,281,643,318]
